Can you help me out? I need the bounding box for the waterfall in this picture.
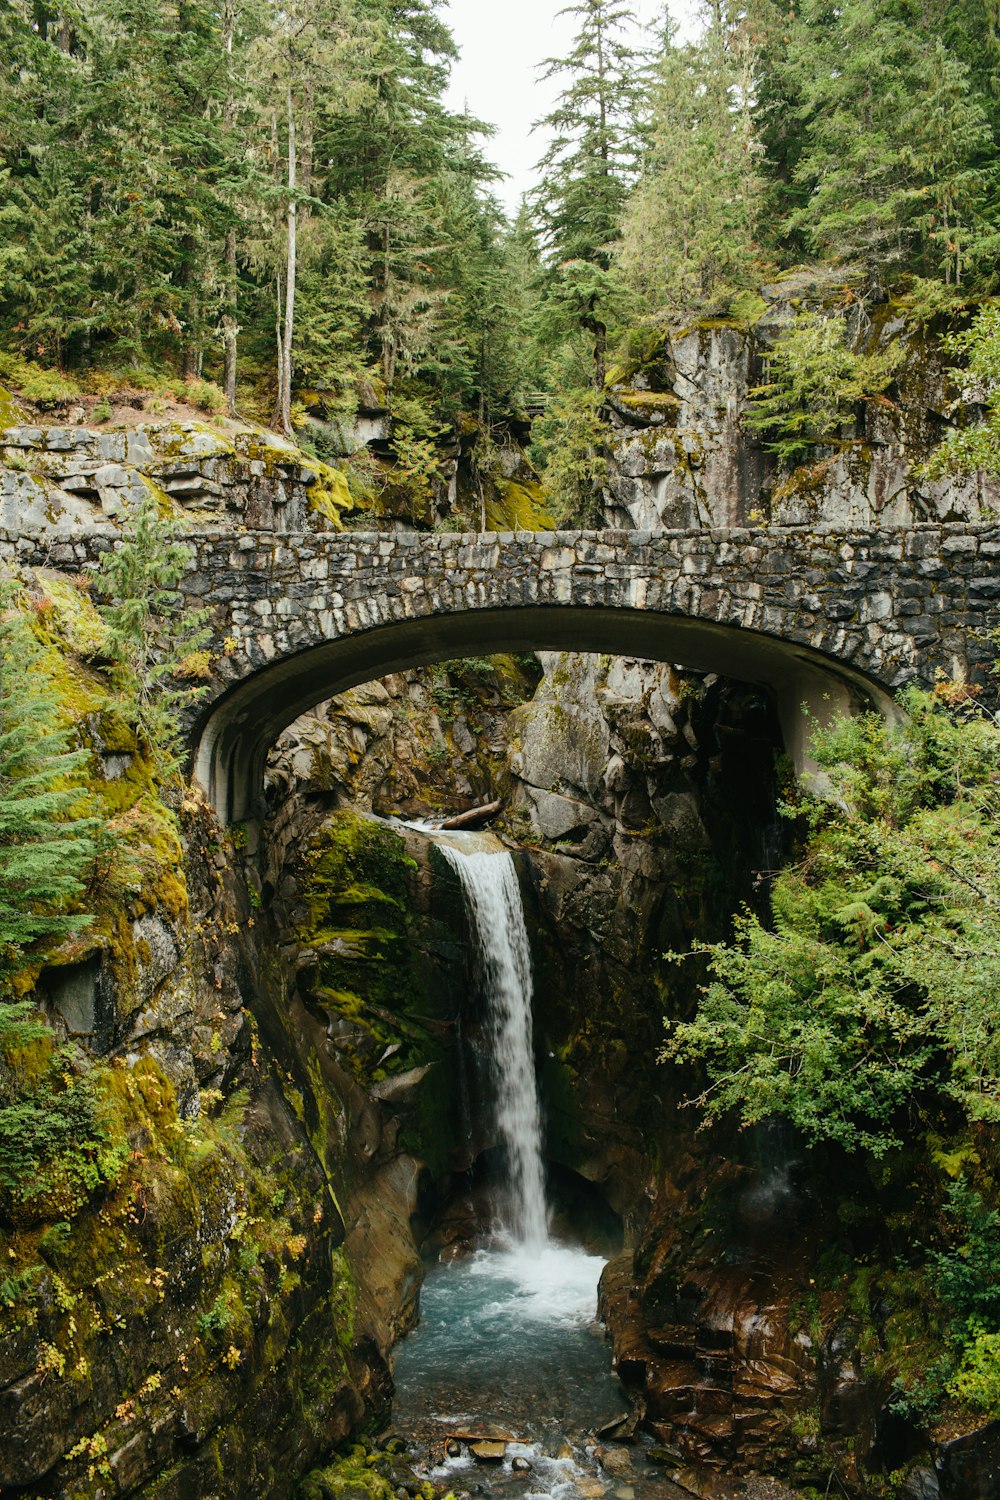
[439,843,549,1249]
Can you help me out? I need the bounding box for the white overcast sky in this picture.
[442,0,704,214]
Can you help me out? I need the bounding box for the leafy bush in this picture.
[923,302,1000,479]
[663,690,1000,1154]
[184,377,227,415]
[0,353,82,406]
[932,1180,1000,1330]
[744,306,902,462]
[950,1331,1000,1415]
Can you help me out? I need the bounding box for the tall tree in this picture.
[533,0,644,390]
[617,1,767,322]
[776,0,993,289]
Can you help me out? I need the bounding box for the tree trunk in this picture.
[279,80,297,438]
[274,270,285,426]
[222,0,238,415]
[582,302,607,394]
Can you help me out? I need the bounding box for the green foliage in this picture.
[532,0,644,390]
[950,1332,1000,1415]
[664,691,1000,1154]
[0,599,100,981]
[751,0,997,289]
[932,1179,1000,1330]
[529,386,609,525]
[94,497,210,771]
[0,1033,128,1227]
[893,1180,1000,1419]
[924,302,1000,477]
[744,305,903,461]
[0,353,82,406]
[617,4,768,323]
[383,395,451,517]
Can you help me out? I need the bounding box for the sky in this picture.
[442,0,704,214]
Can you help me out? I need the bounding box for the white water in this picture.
[393,1243,623,1482]
[394,832,628,1499]
[439,842,549,1249]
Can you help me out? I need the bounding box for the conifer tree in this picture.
[0,600,99,981]
[94,500,209,771]
[779,0,993,289]
[617,1,767,321]
[533,0,644,390]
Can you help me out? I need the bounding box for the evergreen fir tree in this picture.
[533,0,644,391]
[782,0,993,289]
[0,600,99,981]
[94,499,210,771]
[617,1,767,322]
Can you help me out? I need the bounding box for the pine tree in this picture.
[0,600,99,981]
[782,0,993,289]
[533,0,644,391]
[617,1,767,322]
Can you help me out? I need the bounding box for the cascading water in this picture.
[392,830,629,1498]
[437,844,548,1248]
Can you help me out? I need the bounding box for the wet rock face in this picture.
[267,656,540,820]
[604,318,1000,533]
[0,420,346,545]
[504,652,785,1234]
[0,796,397,1497]
[595,1133,882,1488]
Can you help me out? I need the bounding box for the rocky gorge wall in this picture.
[0,445,513,1495]
[3,295,1000,1500]
[603,291,1000,534]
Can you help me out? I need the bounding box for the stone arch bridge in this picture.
[132,523,999,820]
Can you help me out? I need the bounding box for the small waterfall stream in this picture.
[438,843,548,1248]
[392,830,630,1499]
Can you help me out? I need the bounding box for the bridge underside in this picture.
[192,604,897,823]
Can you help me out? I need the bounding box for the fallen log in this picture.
[438,799,503,831]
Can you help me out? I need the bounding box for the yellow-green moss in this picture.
[614,390,682,415]
[0,381,24,428]
[309,465,350,527]
[485,478,554,531]
[300,1444,398,1500]
[148,420,235,463]
[31,572,108,659]
[231,426,350,526]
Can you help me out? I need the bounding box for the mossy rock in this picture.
[485,478,554,531]
[614,391,682,416]
[0,381,25,429]
[299,1446,397,1500]
[32,572,108,659]
[231,426,351,526]
[147,420,235,462]
[309,465,351,527]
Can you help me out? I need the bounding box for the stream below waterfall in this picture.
[390,834,755,1500]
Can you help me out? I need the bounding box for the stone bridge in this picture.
[129,521,1000,822]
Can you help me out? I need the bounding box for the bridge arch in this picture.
[179,526,994,822]
[193,603,893,823]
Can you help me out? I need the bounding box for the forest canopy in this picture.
[1,0,999,488]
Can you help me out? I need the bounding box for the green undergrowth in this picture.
[0,351,231,414]
[299,1440,449,1500]
[1,576,192,1007]
[294,809,463,1176]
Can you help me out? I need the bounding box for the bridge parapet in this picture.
[17,523,1000,818]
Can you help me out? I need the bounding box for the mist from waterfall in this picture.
[439,843,549,1249]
